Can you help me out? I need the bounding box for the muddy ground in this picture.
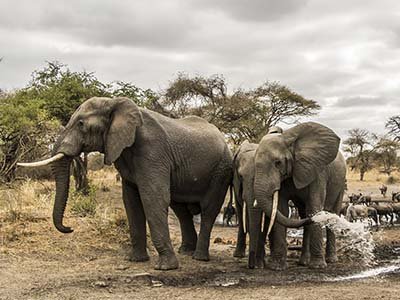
[1,169,400,300]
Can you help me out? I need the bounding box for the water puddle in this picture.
[312,211,375,265]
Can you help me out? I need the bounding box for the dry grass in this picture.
[0,168,132,257]
[346,168,400,197]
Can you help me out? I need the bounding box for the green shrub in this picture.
[386,176,398,184]
[70,185,97,217]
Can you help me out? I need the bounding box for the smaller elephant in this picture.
[232,140,268,268]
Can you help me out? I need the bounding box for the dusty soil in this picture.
[1,169,400,300]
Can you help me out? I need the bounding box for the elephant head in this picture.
[253,122,340,233]
[18,97,143,233]
[233,140,257,211]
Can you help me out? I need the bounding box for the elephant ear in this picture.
[104,97,143,165]
[283,122,340,189]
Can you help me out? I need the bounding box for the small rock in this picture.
[151,280,163,287]
[93,281,109,288]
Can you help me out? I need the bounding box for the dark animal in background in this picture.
[379,184,387,197]
[349,193,371,205]
[348,193,361,204]
[358,194,372,206]
[371,202,394,225]
[392,192,400,202]
[346,204,378,226]
[223,190,236,227]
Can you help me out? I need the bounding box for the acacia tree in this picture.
[343,129,376,181]
[163,73,320,144]
[386,115,400,141]
[374,136,400,175]
[1,61,160,186]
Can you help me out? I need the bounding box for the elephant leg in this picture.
[325,191,342,264]
[248,207,263,268]
[267,200,288,270]
[298,208,310,266]
[138,179,178,270]
[170,202,198,255]
[233,202,246,258]
[122,180,149,262]
[256,217,268,269]
[193,174,230,261]
[325,228,338,263]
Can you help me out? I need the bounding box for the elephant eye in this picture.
[274,160,282,168]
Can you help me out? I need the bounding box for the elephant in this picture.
[346,204,378,225]
[18,96,233,270]
[232,140,268,268]
[253,122,346,270]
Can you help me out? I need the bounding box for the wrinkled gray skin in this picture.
[253,122,346,270]
[51,97,233,270]
[232,141,269,268]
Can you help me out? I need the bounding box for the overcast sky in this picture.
[1,0,399,139]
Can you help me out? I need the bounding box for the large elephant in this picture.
[253,122,346,270]
[19,97,233,270]
[232,128,309,269]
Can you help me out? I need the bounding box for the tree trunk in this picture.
[72,153,89,195]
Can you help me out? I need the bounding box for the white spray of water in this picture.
[312,211,375,266]
[327,260,400,282]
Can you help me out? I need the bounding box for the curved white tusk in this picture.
[242,202,247,233]
[261,212,265,233]
[17,153,65,167]
[267,191,279,237]
[253,199,258,208]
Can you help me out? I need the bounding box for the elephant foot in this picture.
[178,244,196,256]
[308,257,327,269]
[267,258,288,271]
[128,252,150,262]
[248,251,266,269]
[298,254,310,266]
[233,247,246,258]
[154,254,179,270]
[326,255,338,264]
[249,257,266,269]
[192,250,210,261]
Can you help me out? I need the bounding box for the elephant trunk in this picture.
[247,207,263,269]
[51,156,74,233]
[254,174,311,230]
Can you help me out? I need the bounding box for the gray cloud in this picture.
[1,0,399,138]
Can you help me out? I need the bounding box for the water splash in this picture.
[328,260,400,282]
[312,211,375,266]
